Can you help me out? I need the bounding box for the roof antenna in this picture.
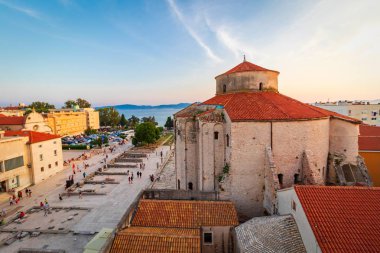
[243,54,246,62]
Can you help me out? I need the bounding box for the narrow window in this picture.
[214,132,219,140]
[54,150,57,156]
[294,174,299,184]
[38,144,42,148]
[188,182,193,190]
[226,134,230,147]
[259,82,263,91]
[223,84,227,93]
[55,161,58,166]
[41,167,44,172]
[39,154,43,161]
[48,164,52,169]
[278,174,283,185]
[203,232,213,244]
[178,179,181,190]
[292,200,297,211]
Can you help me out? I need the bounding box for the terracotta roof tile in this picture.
[0,116,25,125]
[132,200,239,228]
[110,227,200,253]
[4,130,61,144]
[217,61,278,77]
[202,92,361,123]
[295,185,380,253]
[0,114,6,117]
[359,125,380,151]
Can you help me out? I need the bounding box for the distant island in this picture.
[96,103,192,110]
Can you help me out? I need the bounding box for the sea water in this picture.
[115,108,180,126]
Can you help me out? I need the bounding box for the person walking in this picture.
[83,172,86,179]
[18,191,22,200]
[79,191,82,199]
[25,188,29,197]
[59,194,63,201]
[44,204,48,216]
[28,189,32,197]
[9,197,13,206]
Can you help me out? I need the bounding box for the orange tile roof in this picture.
[202,91,361,123]
[294,185,380,253]
[217,60,279,77]
[0,114,6,117]
[132,200,239,228]
[110,227,200,253]
[4,130,61,144]
[359,125,380,151]
[0,115,25,125]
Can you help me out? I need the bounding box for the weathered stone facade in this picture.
[174,60,370,219]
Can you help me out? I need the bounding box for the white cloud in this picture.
[0,0,42,20]
[166,0,222,63]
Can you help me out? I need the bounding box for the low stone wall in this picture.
[108,164,137,168]
[142,189,219,201]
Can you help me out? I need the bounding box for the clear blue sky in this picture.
[0,0,379,107]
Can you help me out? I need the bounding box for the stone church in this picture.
[174,59,371,219]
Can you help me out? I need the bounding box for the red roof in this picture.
[295,185,380,253]
[217,61,279,77]
[359,125,380,151]
[0,116,24,125]
[202,91,361,123]
[0,114,6,117]
[4,130,60,144]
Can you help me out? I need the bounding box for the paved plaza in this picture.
[0,140,173,253]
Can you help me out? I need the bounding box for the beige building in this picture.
[45,108,99,136]
[0,131,31,193]
[314,101,380,126]
[174,60,371,220]
[0,110,52,133]
[4,130,64,185]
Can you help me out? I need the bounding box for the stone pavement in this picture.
[152,153,176,190]
[0,142,173,252]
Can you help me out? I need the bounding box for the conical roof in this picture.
[216,60,279,78]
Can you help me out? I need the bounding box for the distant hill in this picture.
[97,103,191,110]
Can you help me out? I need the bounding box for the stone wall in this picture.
[215,70,279,94]
[329,118,359,163]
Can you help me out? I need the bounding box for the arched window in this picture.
[178,179,181,189]
[278,174,283,186]
[223,84,227,93]
[294,174,299,184]
[259,82,263,91]
[214,132,219,140]
[188,182,193,190]
[226,134,230,147]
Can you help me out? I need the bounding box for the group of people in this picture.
[40,198,50,216]
[9,188,32,206]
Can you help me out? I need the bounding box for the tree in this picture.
[128,115,140,129]
[28,101,55,113]
[142,116,158,125]
[164,116,174,129]
[119,114,128,127]
[97,107,120,127]
[63,100,77,109]
[134,122,159,145]
[63,98,91,109]
[76,98,91,108]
